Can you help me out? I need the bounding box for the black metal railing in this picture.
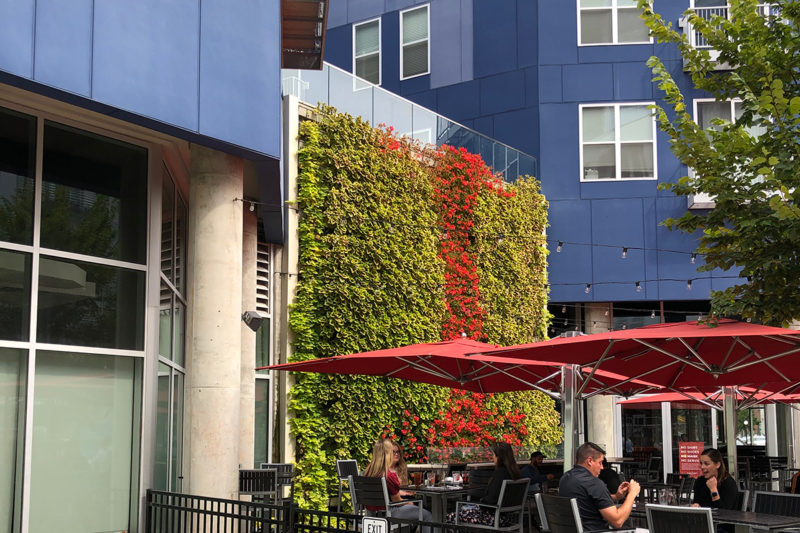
[145,490,526,533]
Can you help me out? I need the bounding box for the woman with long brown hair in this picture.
[447,442,521,526]
[691,447,738,510]
[364,439,432,530]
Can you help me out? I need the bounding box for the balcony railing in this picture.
[281,63,537,182]
[683,4,777,49]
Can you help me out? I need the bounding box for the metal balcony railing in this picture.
[683,4,777,49]
[281,62,537,182]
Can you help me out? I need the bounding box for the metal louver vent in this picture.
[256,243,270,314]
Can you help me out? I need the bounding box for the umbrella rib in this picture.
[719,340,737,370]
[386,356,460,382]
[727,342,800,380]
[676,337,714,372]
[735,338,790,381]
[481,363,561,398]
[577,340,616,397]
[634,339,713,373]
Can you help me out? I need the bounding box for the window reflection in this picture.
[0,106,35,245]
[0,249,32,341]
[41,122,147,264]
[0,347,26,532]
[37,256,145,350]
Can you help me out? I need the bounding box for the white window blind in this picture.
[401,6,429,79]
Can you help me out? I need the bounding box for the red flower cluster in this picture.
[433,146,513,341]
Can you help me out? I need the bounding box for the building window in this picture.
[695,99,766,137]
[580,103,657,181]
[254,243,273,466]
[578,0,651,45]
[354,18,381,85]
[400,5,429,79]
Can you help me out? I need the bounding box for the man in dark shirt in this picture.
[521,451,554,493]
[559,442,641,530]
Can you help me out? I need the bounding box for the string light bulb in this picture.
[249,202,255,212]
[635,281,642,292]
[650,310,656,319]
[622,247,628,259]
[691,253,697,264]
[585,283,591,294]
[556,241,563,253]
[563,318,568,326]
[687,279,693,291]
[562,305,567,314]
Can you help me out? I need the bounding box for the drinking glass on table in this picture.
[426,472,436,487]
[411,471,423,486]
[452,471,462,484]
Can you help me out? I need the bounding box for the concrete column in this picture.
[186,144,244,499]
[240,209,258,469]
[276,95,300,463]
[584,303,618,456]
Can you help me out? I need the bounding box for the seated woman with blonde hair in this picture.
[364,439,432,532]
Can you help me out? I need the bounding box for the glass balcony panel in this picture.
[411,106,437,147]
[621,143,654,178]
[330,66,374,121]
[620,105,653,141]
[583,144,616,180]
[581,10,613,44]
[374,90,413,138]
[618,8,650,42]
[493,144,508,178]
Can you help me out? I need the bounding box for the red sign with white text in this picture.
[679,441,704,477]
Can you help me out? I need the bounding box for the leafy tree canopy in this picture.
[639,0,800,325]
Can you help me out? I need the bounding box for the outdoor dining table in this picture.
[630,507,800,532]
[402,484,479,523]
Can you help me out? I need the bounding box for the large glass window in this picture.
[36,256,145,350]
[621,402,663,478]
[581,103,656,180]
[155,165,186,491]
[0,249,32,341]
[0,348,25,533]
[354,19,381,85]
[0,107,35,246]
[41,122,148,264]
[696,99,767,137]
[29,351,141,533]
[579,0,650,45]
[401,5,429,79]
[670,403,712,473]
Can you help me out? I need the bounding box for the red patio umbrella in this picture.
[260,337,659,397]
[482,320,800,394]
[617,386,798,410]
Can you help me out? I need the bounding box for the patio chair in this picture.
[260,462,294,503]
[454,478,529,532]
[534,493,550,533]
[348,475,423,520]
[676,476,694,505]
[748,456,773,492]
[466,469,494,501]
[735,489,750,512]
[538,494,635,533]
[752,490,800,517]
[239,468,278,503]
[645,503,714,533]
[335,459,359,512]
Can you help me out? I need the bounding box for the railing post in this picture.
[145,489,152,533]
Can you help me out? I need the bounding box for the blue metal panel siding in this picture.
[0,0,35,77]
[0,0,281,159]
[435,80,479,121]
[562,63,614,102]
[539,66,562,103]
[538,1,577,66]
[492,106,537,156]
[92,0,200,131]
[479,71,524,116]
[612,62,654,101]
[538,103,579,200]
[473,0,517,78]
[34,0,92,95]
[517,0,537,69]
[382,12,401,93]
[198,0,280,155]
[324,26,353,72]
[430,0,470,89]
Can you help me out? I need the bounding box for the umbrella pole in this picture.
[723,386,738,481]
[562,365,579,471]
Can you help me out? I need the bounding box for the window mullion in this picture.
[612,1,619,44]
[615,105,622,180]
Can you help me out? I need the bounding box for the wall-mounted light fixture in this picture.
[242,310,266,332]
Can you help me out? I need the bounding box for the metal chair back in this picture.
[334,460,359,512]
[260,462,294,501]
[753,490,800,517]
[539,494,583,533]
[239,468,278,500]
[645,503,714,533]
[736,489,749,512]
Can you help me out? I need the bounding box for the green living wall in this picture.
[289,106,559,508]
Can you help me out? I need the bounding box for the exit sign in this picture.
[363,517,388,533]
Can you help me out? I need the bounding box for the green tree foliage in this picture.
[289,106,558,508]
[639,0,800,325]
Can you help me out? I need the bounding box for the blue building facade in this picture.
[0,2,297,531]
[324,0,742,333]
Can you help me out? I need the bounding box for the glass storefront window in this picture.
[41,122,147,264]
[621,402,663,477]
[0,107,35,246]
[36,256,145,350]
[254,378,270,467]
[0,348,26,533]
[29,351,141,533]
[0,249,32,341]
[171,372,184,491]
[670,402,712,473]
[154,363,170,491]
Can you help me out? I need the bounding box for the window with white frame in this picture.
[401,5,429,79]
[354,18,381,84]
[578,0,651,45]
[695,99,766,137]
[580,103,657,181]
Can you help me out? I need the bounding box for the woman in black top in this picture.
[692,448,739,509]
[447,442,521,526]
